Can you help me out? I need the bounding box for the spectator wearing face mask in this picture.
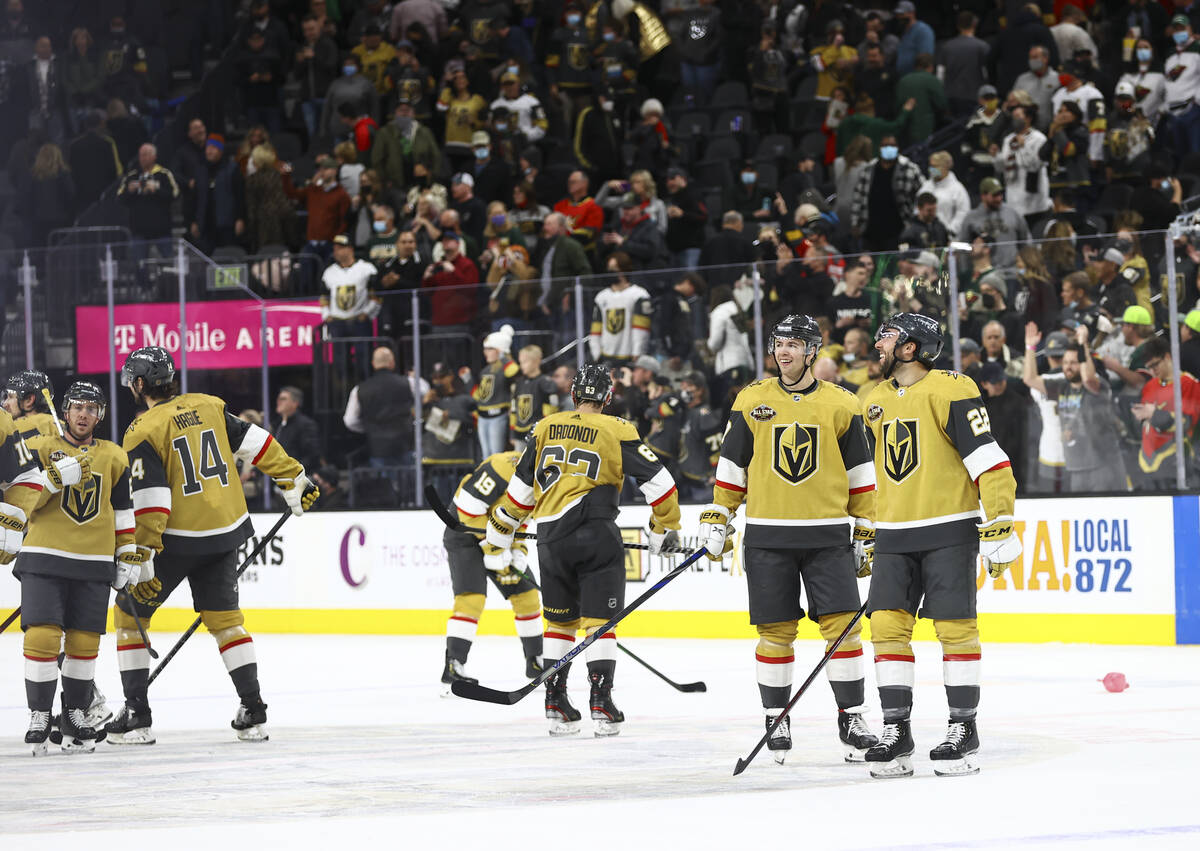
[320,53,379,139]
[1163,15,1200,155]
[1130,163,1183,231]
[1118,38,1166,126]
[998,104,1050,221]
[917,150,970,238]
[850,133,922,252]
[1012,45,1059,132]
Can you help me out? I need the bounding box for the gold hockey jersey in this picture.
[473,359,520,414]
[123,393,303,555]
[862,370,1016,552]
[497,410,681,542]
[713,377,875,548]
[454,451,521,531]
[16,436,133,582]
[0,408,46,517]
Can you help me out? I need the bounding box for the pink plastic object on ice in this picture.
[1100,672,1129,693]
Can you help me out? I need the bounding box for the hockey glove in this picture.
[45,450,92,494]
[647,519,680,556]
[276,470,319,516]
[979,516,1022,578]
[113,544,148,591]
[852,518,875,578]
[510,539,530,577]
[697,504,734,561]
[0,503,26,566]
[486,505,521,551]
[131,575,163,606]
[480,541,520,585]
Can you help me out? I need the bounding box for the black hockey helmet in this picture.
[62,381,107,422]
[768,314,822,353]
[571,362,614,407]
[876,312,944,368]
[4,370,53,413]
[121,346,176,389]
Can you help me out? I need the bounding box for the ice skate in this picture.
[838,708,879,763]
[59,707,98,754]
[765,710,791,764]
[232,700,269,742]
[440,652,478,697]
[105,703,155,745]
[85,683,113,729]
[588,672,624,738]
[25,710,51,756]
[930,718,980,776]
[545,669,581,736]
[525,654,544,679]
[865,719,914,778]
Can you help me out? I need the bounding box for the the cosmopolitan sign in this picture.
[75,300,324,372]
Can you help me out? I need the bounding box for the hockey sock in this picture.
[24,656,58,713]
[755,638,794,709]
[515,614,543,661]
[935,619,981,720]
[871,609,916,721]
[62,657,96,710]
[819,613,866,710]
[114,607,151,709]
[213,626,261,704]
[448,593,484,663]
[583,627,616,683]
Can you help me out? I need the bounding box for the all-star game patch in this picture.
[749,404,777,422]
[866,404,883,423]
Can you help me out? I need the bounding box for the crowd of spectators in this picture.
[6,2,1200,504]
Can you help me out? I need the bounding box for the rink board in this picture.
[1,495,1190,644]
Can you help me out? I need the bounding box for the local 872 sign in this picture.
[75,300,324,372]
[976,496,1176,615]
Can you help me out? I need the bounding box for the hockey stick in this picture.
[452,546,707,705]
[147,509,291,686]
[121,588,159,659]
[615,641,706,693]
[732,600,869,776]
[0,606,18,634]
[424,483,691,554]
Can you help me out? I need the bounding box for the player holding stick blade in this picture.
[697,314,879,764]
[15,382,145,754]
[484,363,681,737]
[442,450,544,693]
[107,347,318,744]
[862,313,1021,778]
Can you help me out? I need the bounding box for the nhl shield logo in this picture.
[61,472,102,525]
[516,393,533,423]
[772,423,819,484]
[882,418,920,483]
[477,374,495,402]
[605,308,625,334]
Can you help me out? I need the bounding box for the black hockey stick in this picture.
[424,483,691,554]
[0,606,18,634]
[732,601,868,776]
[452,546,707,705]
[147,508,292,686]
[121,588,159,659]
[615,641,706,693]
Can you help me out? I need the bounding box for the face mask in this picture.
[394,116,413,133]
[566,13,581,26]
[506,64,519,75]
[1012,116,1026,132]
[1016,266,1026,276]
[678,389,693,404]
[741,171,757,184]
[880,145,898,161]
[494,121,508,132]
[603,32,616,42]
[982,98,998,111]
[342,65,356,76]
[524,166,534,176]
[111,27,125,35]
[491,214,507,227]
[372,220,388,233]
[1058,73,1074,87]
[606,65,621,77]
[1137,48,1152,62]
[929,166,941,179]
[1029,58,1044,72]
[1175,30,1190,46]
[474,148,489,160]
[1162,178,1173,191]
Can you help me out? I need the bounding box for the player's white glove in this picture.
[979,516,1022,579]
[0,503,26,566]
[510,540,530,576]
[113,544,141,591]
[647,519,680,556]
[45,450,92,494]
[486,505,521,551]
[480,541,520,585]
[697,504,734,561]
[852,518,875,578]
[275,469,319,516]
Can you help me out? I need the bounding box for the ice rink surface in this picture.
[2,632,1198,849]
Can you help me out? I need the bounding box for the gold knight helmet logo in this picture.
[61,471,102,525]
[477,373,495,402]
[882,418,920,482]
[605,308,625,334]
[516,393,533,423]
[772,422,819,484]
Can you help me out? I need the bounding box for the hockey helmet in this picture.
[62,380,107,422]
[876,312,944,368]
[571,363,614,407]
[121,346,176,389]
[3,370,54,413]
[768,314,822,354]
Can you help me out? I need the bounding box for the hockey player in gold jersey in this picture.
[15,381,144,754]
[861,313,1022,778]
[485,363,681,737]
[441,450,543,692]
[108,347,318,744]
[697,315,879,764]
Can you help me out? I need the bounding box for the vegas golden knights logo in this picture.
[478,374,495,402]
[882,418,920,483]
[772,423,819,484]
[517,394,533,423]
[568,43,590,70]
[471,18,491,45]
[605,308,625,334]
[61,473,102,525]
[335,284,356,312]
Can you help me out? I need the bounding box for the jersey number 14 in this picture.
[171,429,230,495]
